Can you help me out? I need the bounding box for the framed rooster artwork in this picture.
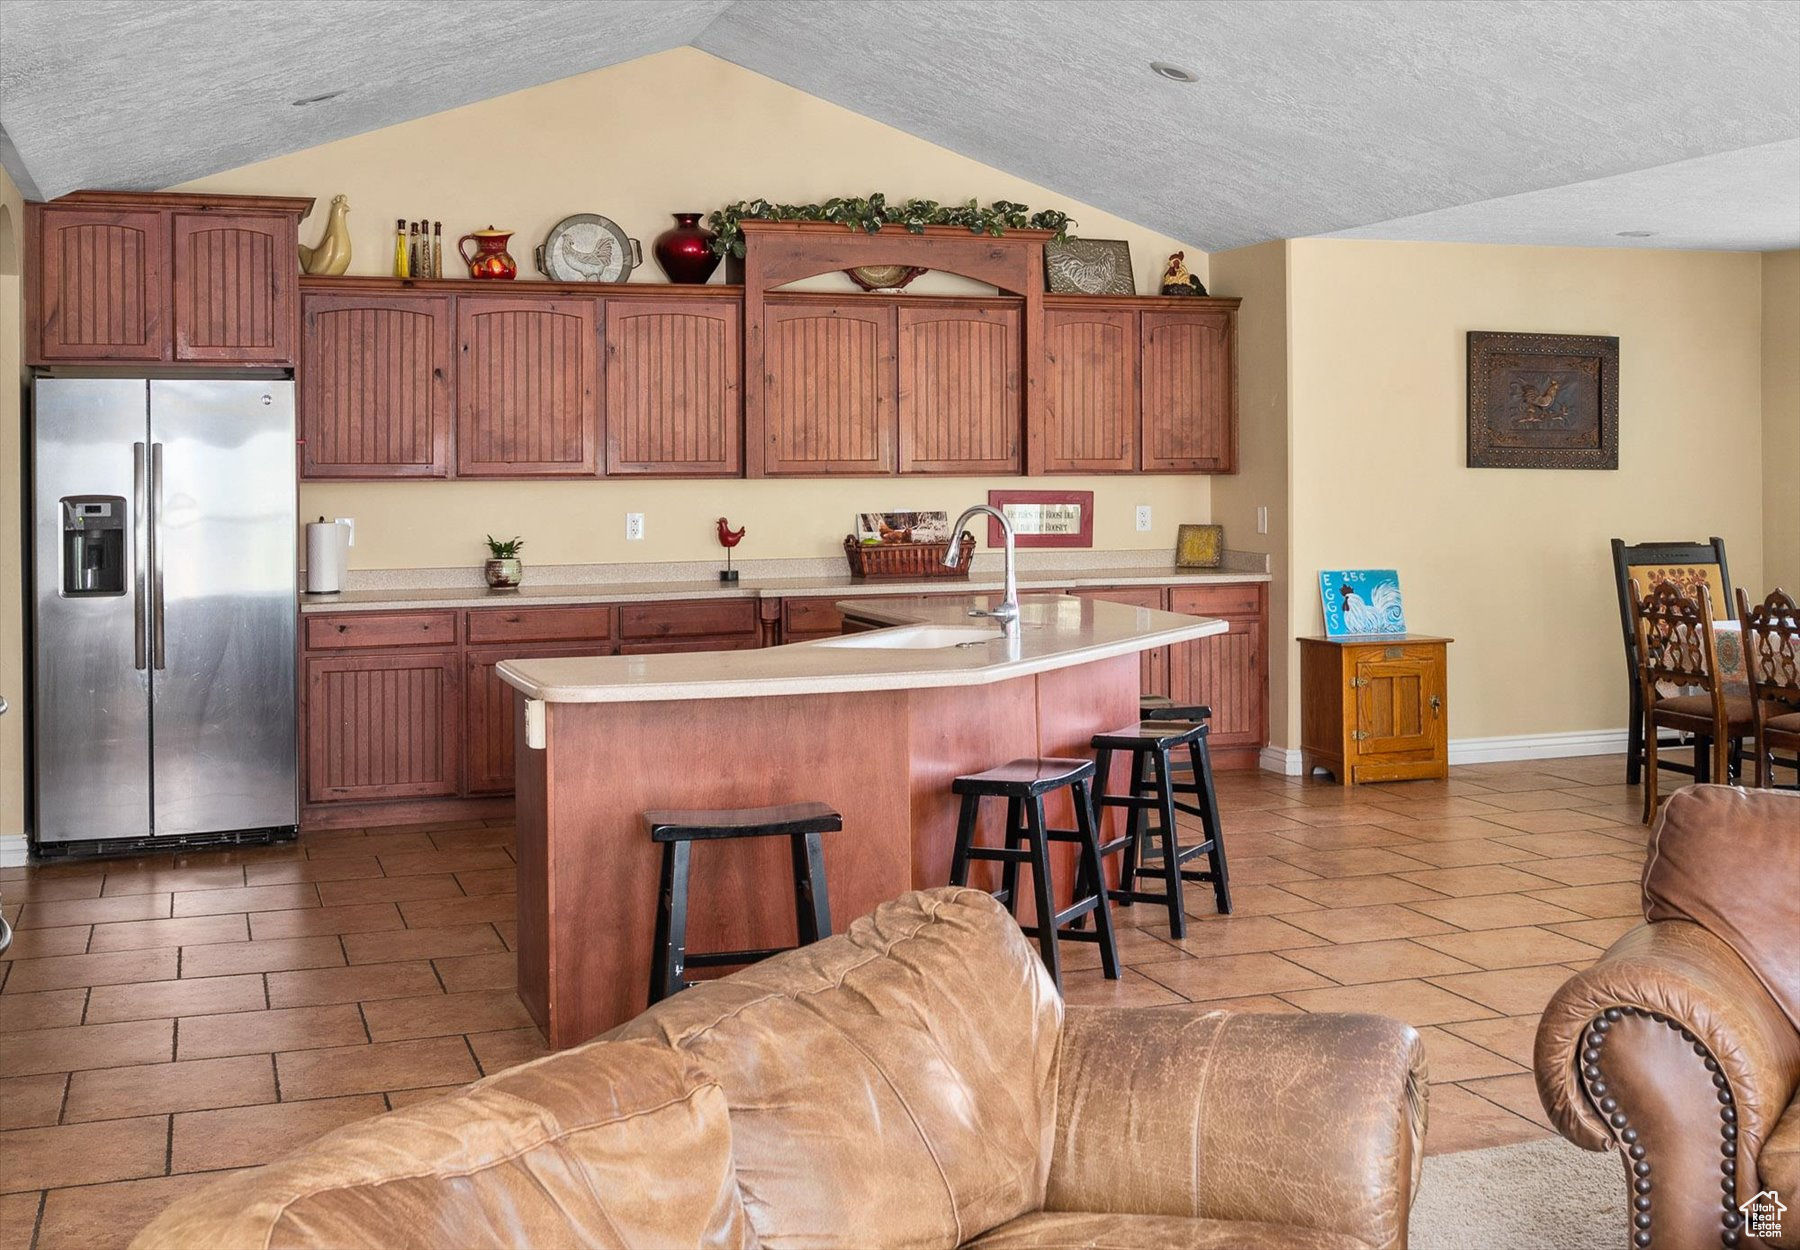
[1319,570,1407,638]
[1467,331,1619,469]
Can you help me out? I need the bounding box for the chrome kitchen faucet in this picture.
[944,504,1019,635]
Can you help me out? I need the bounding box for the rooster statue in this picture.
[716,517,746,583]
[297,194,352,276]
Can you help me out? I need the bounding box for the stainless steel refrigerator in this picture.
[30,374,298,850]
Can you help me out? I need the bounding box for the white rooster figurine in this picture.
[297,195,351,276]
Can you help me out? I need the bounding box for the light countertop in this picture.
[299,565,1268,614]
[497,593,1227,704]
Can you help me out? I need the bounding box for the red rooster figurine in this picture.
[716,517,746,582]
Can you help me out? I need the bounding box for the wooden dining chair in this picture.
[1610,537,1732,787]
[1630,578,1755,822]
[1736,587,1800,789]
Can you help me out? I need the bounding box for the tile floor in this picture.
[0,754,1660,1249]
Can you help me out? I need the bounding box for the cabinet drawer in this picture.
[618,636,762,655]
[1073,586,1165,610]
[1169,584,1262,618]
[1343,643,1444,666]
[783,597,845,638]
[306,611,457,651]
[466,605,614,644]
[618,599,758,641]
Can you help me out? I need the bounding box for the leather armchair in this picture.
[135,886,1427,1250]
[1537,786,1800,1250]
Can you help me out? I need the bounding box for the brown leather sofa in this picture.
[1537,785,1800,1250]
[135,886,1428,1250]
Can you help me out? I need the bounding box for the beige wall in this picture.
[1285,239,1765,744]
[176,47,1215,569]
[1208,240,1292,748]
[1,163,24,835]
[1764,249,1800,592]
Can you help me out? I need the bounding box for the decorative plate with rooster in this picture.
[535,214,642,283]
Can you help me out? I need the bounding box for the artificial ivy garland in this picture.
[707,194,1076,259]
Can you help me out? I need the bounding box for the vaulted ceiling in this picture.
[2,0,1796,251]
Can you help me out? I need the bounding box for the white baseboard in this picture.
[0,834,28,869]
[1258,728,1630,777]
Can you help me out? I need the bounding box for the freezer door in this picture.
[32,377,153,842]
[150,379,298,835]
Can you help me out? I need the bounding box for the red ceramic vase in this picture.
[653,213,720,284]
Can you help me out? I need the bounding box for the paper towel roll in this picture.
[306,521,347,594]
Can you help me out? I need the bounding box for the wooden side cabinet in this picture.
[1299,635,1452,784]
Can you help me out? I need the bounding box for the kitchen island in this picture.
[498,592,1226,1046]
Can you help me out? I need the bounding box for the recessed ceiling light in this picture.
[291,91,344,107]
[1615,230,1657,238]
[1150,62,1198,83]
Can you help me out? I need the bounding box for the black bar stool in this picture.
[948,757,1117,990]
[1084,719,1231,940]
[646,801,839,1006]
[1139,698,1212,773]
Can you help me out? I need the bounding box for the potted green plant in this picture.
[484,535,524,589]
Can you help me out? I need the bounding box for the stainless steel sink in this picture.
[813,625,1007,650]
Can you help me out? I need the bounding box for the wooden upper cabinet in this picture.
[301,292,451,478]
[1141,308,1236,473]
[897,304,1020,474]
[456,295,601,477]
[171,212,296,364]
[604,297,741,476]
[33,206,169,362]
[1041,307,1137,472]
[761,299,895,476]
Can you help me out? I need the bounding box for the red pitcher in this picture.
[458,226,517,280]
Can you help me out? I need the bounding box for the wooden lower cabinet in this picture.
[1069,587,1168,697]
[305,652,460,803]
[1167,586,1267,759]
[301,581,1274,825]
[1299,636,1451,784]
[465,643,613,794]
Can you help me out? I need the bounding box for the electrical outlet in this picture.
[1256,505,1269,535]
[1134,505,1152,533]
[625,513,645,541]
[334,517,354,547]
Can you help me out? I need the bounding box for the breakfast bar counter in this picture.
[500,593,1225,1046]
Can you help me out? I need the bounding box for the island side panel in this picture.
[534,690,915,1047]
[904,674,1041,902]
[513,693,552,1036]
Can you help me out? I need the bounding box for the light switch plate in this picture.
[625,513,645,541]
[1257,505,1269,535]
[1135,505,1152,532]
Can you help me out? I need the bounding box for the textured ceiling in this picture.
[1325,138,1800,251]
[0,0,733,199]
[1,0,1796,250]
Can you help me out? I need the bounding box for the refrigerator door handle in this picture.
[133,441,149,671]
[151,441,166,671]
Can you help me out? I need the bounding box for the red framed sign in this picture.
[986,489,1095,549]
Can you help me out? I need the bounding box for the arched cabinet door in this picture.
[604,297,741,477]
[455,296,601,478]
[173,213,297,364]
[34,207,169,361]
[897,303,1021,475]
[759,298,896,476]
[1141,309,1237,473]
[1041,305,1137,473]
[301,292,452,479]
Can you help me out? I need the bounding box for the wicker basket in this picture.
[842,534,976,579]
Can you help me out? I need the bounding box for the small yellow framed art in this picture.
[1174,524,1223,569]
